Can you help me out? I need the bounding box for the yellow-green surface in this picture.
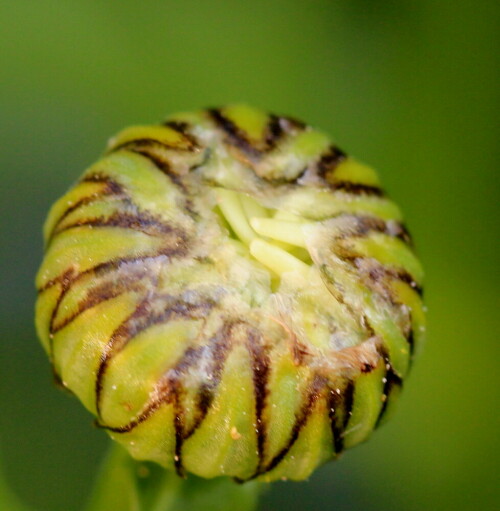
[36,104,422,482]
[0,1,498,510]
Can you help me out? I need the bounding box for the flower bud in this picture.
[36,104,425,482]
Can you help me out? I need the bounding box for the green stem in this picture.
[85,443,262,511]
[0,454,33,511]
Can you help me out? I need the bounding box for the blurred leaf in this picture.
[0,456,33,511]
[85,445,260,511]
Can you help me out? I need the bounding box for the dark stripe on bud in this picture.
[95,295,217,416]
[245,374,326,480]
[208,108,262,160]
[47,176,125,242]
[100,321,237,476]
[316,146,347,180]
[246,328,271,473]
[376,356,403,427]
[51,210,178,239]
[163,120,200,149]
[331,181,385,197]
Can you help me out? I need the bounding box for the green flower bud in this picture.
[35,104,425,482]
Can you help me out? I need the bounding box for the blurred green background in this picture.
[1,1,498,510]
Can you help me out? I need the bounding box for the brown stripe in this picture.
[396,270,423,297]
[331,181,384,197]
[117,144,193,193]
[51,265,153,334]
[163,120,190,133]
[263,114,285,150]
[327,386,345,455]
[279,115,306,131]
[38,250,184,295]
[49,194,124,237]
[81,174,124,194]
[134,148,170,173]
[183,321,237,440]
[44,225,189,345]
[316,146,347,180]
[52,210,179,239]
[353,258,423,299]
[327,389,341,455]
[100,345,204,434]
[99,320,235,434]
[391,222,413,246]
[47,179,125,242]
[327,381,355,455]
[43,254,182,362]
[407,326,415,355]
[341,380,355,431]
[47,260,156,353]
[208,108,262,160]
[115,142,171,172]
[172,387,187,476]
[173,321,236,475]
[111,135,197,155]
[375,356,403,427]
[345,215,388,238]
[99,321,236,476]
[334,215,414,247]
[243,374,326,480]
[193,384,214,429]
[94,295,216,417]
[163,120,200,149]
[47,269,76,357]
[246,328,270,473]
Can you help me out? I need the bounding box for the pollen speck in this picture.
[230,426,242,440]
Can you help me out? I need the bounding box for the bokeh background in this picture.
[1,1,498,510]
